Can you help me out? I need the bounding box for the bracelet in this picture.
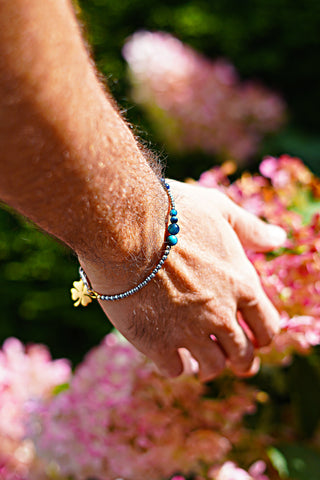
[71,180,179,307]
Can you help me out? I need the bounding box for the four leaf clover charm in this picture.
[71,279,92,307]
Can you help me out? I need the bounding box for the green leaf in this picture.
[268,444,320,480]
[52,383,70,395]
[268,447,290,477]
[289,189,320,224]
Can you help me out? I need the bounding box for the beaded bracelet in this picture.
[71,180,179,307]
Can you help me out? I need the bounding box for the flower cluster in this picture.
[199,155,320,364]
[123,31,286,163]
[183,460,269,480]
[28,334,260,480]
[0,338,71,480]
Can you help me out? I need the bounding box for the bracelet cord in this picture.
[72,180,179,305]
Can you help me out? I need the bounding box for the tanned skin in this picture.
[0,0,286,380]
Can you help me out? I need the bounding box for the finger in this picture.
[186,337,226,382]
[179,347,199,375]
[223,198,286,252]
[149,348,184,378]
[212,317,255,374]
[228,356,261,378]
[238,289,281,347]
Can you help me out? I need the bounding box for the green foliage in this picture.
[288,356,320,437]
[269,444,320,480]
[0,206,112,365]
[290,190,320,224]
[244,352,320,446]
[77,0,320,174]
[262,129,320,177]
[268,447,290,477]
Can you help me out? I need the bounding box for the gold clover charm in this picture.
[71,279,92,307]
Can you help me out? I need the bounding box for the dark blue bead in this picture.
[167,235,178,246]
[165,183,170,190]
[170,209,177,216]
[168,223,180,235]
[170,216,178,223]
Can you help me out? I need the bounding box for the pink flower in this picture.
[0,338,71,479]
[209,460,269,480]
[29,334,258,480]
[200,155,320,365]
[123,31,286,163]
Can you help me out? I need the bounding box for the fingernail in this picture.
[232,357,261,378]
[247,356,261,376]
[179,348,199,375]
[267,225,287,246]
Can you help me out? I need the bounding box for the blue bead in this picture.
[165,183,170,190]
[168,223,180,234]
[170,216,178,223]
[167,235,178,246]
[170,209,177,216]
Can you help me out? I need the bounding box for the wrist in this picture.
[77,170,169,294]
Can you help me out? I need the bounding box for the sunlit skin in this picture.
[0,0,286,380]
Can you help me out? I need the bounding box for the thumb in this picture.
[225,199,287,252]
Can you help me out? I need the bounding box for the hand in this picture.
[80,180,286,381]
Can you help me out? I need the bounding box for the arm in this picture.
[0,0,286,380]
[0,0,166,270]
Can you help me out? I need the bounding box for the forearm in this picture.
[0,0,166,273]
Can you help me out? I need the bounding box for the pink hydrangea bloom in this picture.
[0,338,71,480]
[29,334,259,480]
[209,460,269,480]
[199,155,320,364]
[169,460,270,480]
[123,31,286,163]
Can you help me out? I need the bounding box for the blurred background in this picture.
[1,0,320,365]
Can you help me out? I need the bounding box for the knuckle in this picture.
[213,306,236,331]
[239,276,262,305]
